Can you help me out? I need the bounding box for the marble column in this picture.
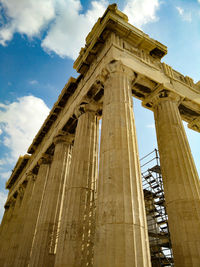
[144,90,200,267]
[15,155,51,267]
[29,134,73,267]
[54,104,99,267]
[0,205,11,238]
[5,172,36,267]
[94,61,151,267]
[0,189,23,266]
[0,198,15,265]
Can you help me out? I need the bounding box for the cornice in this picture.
[27,77,78,154]
[6,154,30,189]
[74,4,167,75]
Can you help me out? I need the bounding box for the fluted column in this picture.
[0,189,23,266]
[0,198,15,265]
[54,104,99,267]
[0,204,11,238]
[5,172,36,267]
[15,155,51,267]
[94,61,151,267]
[144,90,200,267]
[29,134,73,267]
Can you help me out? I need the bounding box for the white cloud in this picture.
[29,80,38,85]
[0,0,161,59]
[0,95,50,161]
[0,0,55,45]
[176,6,192,22]
[0,171,11,180]
[146,123,155,129]
[0,0,108,59]
[176,6,184,16]
[123,0,160,28]
[42,0,108,60]
[42,0,160,59]
[0,129,2,135]
[0,159,7,166]
[0,96,49,217]
[0,191,7,223]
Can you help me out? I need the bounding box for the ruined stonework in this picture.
[0,4,200,267]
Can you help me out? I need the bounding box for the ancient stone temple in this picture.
[0,4,200,267]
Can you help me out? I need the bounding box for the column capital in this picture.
[53,132,74,145]
[100,60,135,82]
[25,171,37,182]
[188,116,200,133]
[142,88,183,110]
[74,102,101,118]
[38,154,53,165]
[18,185,25,199]
[7,196,16,207]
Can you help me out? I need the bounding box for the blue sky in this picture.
[0,0,200,220]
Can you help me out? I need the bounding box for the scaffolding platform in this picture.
[141,149,174,267]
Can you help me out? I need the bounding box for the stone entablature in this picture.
[74,4,167,74]
[27,77,78,154]
[6,155,30,190]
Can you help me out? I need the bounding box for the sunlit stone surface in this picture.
[0,4,200,267]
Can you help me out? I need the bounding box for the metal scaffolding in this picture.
[141,149,174,267]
